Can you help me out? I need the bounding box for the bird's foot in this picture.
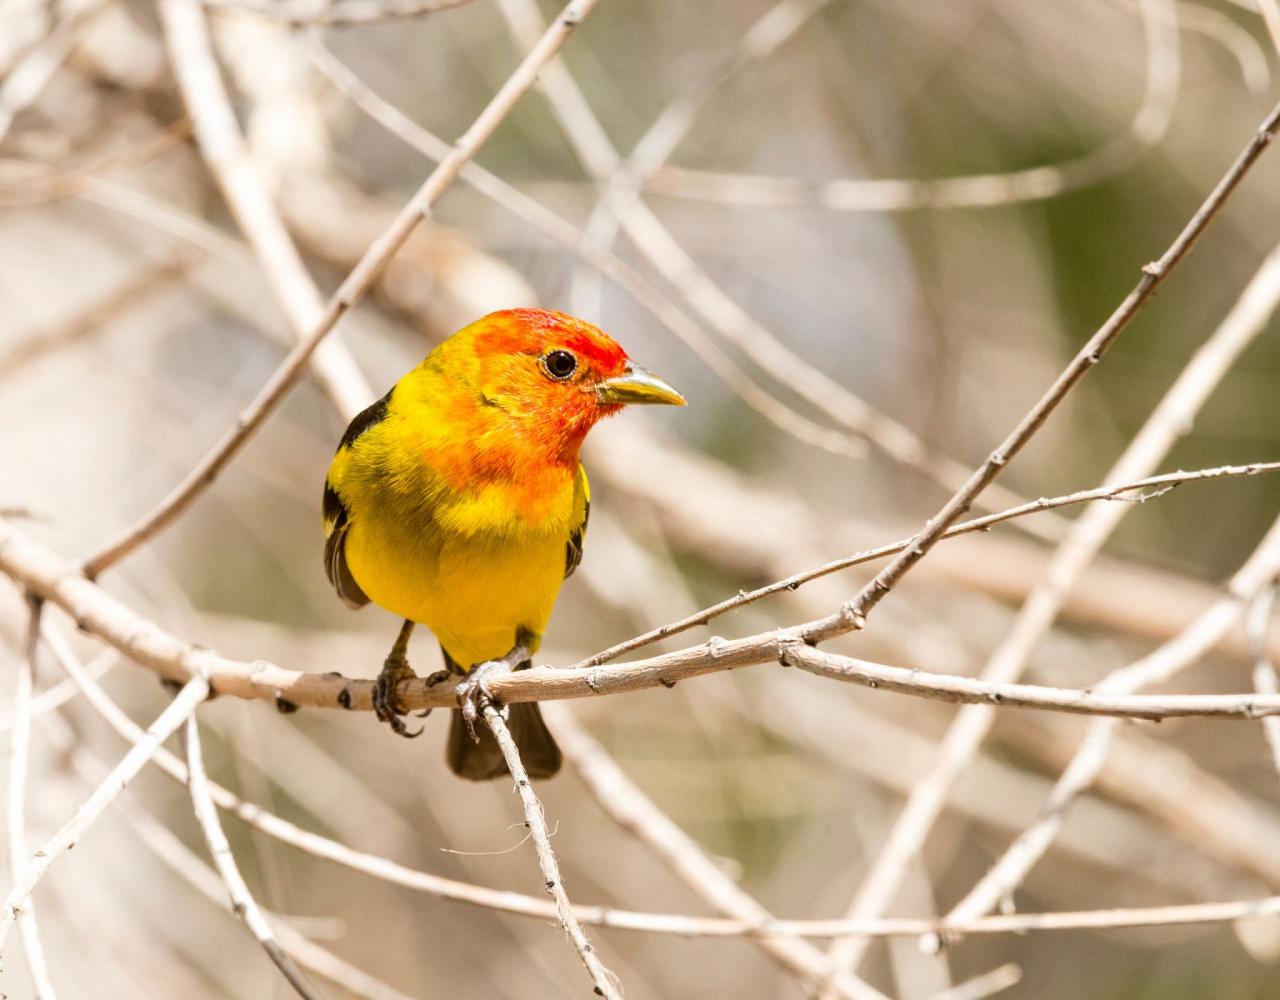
[412,669,452,718]
[373,654,423,738]
[455,658,516,744]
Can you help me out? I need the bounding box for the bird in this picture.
[322,308,686,780]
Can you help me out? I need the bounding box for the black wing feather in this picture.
[322,390,396,609]
[323,484,370,608]
[564,498,589,579]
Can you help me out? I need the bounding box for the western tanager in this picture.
[322,308,686,780]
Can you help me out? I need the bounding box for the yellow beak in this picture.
[596,364,687,406]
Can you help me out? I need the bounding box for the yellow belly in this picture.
[345,516,565,670]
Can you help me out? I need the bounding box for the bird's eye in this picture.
[540,349,578,381]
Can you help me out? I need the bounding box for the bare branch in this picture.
[0,256,193,383]
[481,703,621,999]
[5,597,56,999]
[645,0,1179,211]
[780,644,1280,721]
[0,674,210,957]
[572,462,1280,669]
[810,93,1280,647]
[547,704,889,1000]
[120,794,420,1000]
[0,649,116,733]
[29,642,420,1000]
[934,513,1280,925]
[1250,583,1280,775]
[184,715,326,999]
[158,0,372,420]
[4,460,1280,719]
[197,0,474,24]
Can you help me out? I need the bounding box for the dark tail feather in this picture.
[446,700,562,781]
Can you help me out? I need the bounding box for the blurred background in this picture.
[4,0,1280,996]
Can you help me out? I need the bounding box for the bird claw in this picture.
[373,655,423,739]
[455,659,512,744]
[410,669,452,717]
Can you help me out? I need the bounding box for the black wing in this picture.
[322,389,393,608]
[323,482,370,608]
[565,466,588,576]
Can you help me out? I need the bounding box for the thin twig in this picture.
[644,0,1179,212]
[198,0,473,24]
[808,92,1280,648]
[0,256,194,382]
[940,515,1280,926]
[184,715,326,999]
[480,702,620,1000]
[780,643,1280,721]
[923,965,1021,1000]
[79,0,601,579]
[546,703,888,1000]
[1249,582,1280,774]
[5,596,56,998]
[571,462,1280,669]
[0,674,210,957]
[158,0,370,422]
[29,644,419,1000]
[0,649,115,733]
[2,463,1280,717]
[117,797,419,1000]
[0,0,109,143]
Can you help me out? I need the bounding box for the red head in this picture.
[423,309,685,468]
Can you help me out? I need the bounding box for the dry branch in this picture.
[198,0,474,24]
[5,598,56,999]
[183,715,326,999]
[548,704,889,1000]
[644,0,1177,212]
[0,674,210,958]
[573,462,1280,668]
[159,0,372,421]
[481,703,621,999]
[809,93,1280,652]
[27,635,420,1000]
[941,515,1280,924]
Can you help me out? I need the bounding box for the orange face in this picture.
[431,308,685,468]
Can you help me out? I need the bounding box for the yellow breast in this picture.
[345,500,570,669]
